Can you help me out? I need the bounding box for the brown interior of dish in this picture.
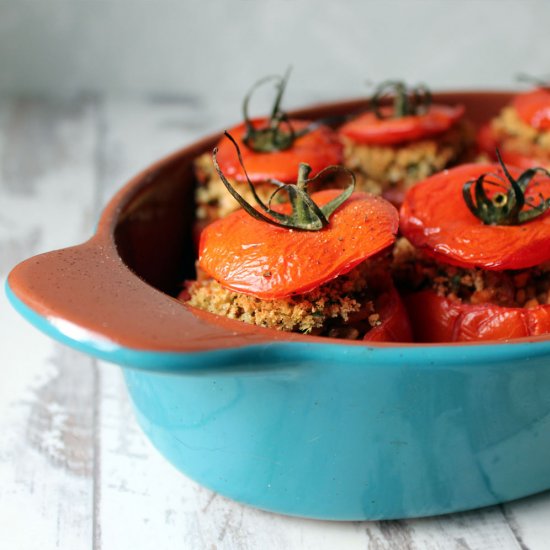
[13,91,548,352]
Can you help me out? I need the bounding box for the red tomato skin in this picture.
[400,163,550,271]
[476,123,499,159]
[513,88,550,130]
[339,104,465,146]
[404,290,550,342]
[364,284,413,342]
[214,118,343,183]
[199,190,399,299]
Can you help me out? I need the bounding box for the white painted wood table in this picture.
[1,95,550,550]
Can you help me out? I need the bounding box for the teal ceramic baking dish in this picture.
[7,92,550,520]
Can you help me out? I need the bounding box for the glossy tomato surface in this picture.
[199,190,398,299]
[400,163,550,270]
[405,290,550,342]
[339,104,464,146]
[214,118,343,183]
[364,284,412,342]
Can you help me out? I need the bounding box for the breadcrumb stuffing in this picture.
[194,153,350,223]
[194,153,284,221]
[342,120,474,196]
[392,238,550,307]
[491,106,550,159]
[186,262,381,337]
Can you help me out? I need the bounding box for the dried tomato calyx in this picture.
[516,73,550,88]
[371,80,432,120]
[213,131,355,231]
[462,149,550,225]
[241,69,310,153]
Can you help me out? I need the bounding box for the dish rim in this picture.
[6,89,550,367]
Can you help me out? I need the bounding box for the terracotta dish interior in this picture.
[9,91,549,352]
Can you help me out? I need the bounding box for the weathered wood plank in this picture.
[501,493,550,550]
[365,508,524,550]
[0,96,98,549]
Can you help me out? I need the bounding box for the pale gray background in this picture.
[1,0,549,110]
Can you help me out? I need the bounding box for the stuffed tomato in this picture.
[396,157,550,342]
[339,81,474,206]
[185,134,412,342]
[478,85,550,169]
[194,71,342,225]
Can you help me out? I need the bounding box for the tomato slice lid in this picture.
[214,118,343,183]
[199,190,398,299]
[400,163,550,270]
[339,104,464,146]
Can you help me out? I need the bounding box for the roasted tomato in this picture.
[188,136,411,342]
[476,123,543,170]
[477,88,550,168]
[200,188,398,299]
[364,284,413,342]
[193,71,344,229]
[196,188,409,341]
[405,290,550,342]
[337,81,471,211]
[399,159,550,342]
[213,70,342,183]
[400,163,550,271]
[340,104,465,146]
[214,118,342,183]
[339,80,465,146]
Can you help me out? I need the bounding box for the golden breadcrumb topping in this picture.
[194,153,283,221]
[194,153,351,223]
[186,262,382,337]
[342,120,474,195]
[392,238,550,308]
[491,106,550,158]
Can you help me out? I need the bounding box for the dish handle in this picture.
[6,237,275,366]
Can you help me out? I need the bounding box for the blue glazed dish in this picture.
[7,92,550,520]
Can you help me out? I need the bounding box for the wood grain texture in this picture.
[0,96,98,549]
[2,95,550,549]
[92,96,217,550]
